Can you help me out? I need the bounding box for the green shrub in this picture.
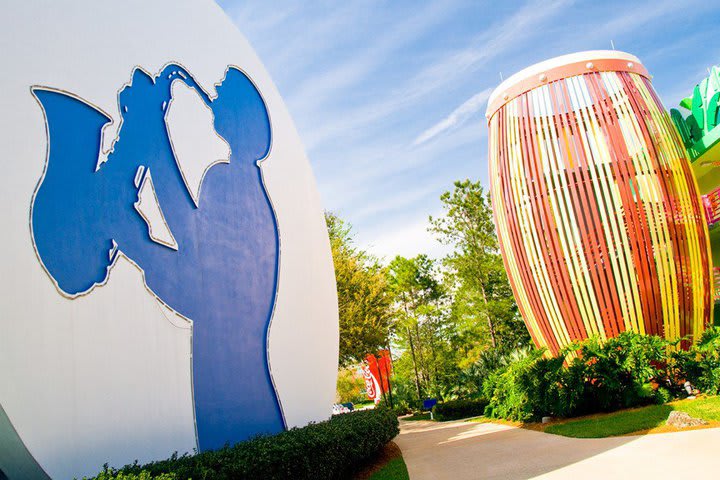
[86,471,176,480]
[454,349,507,398]
[432,398,489,421]
[564,333,668,415]
[483,333,673,422]
[88,409,399,480]
[654,387,672,405]
[391,403,412,416]
[675,327,720,394]
[482,349,546,421]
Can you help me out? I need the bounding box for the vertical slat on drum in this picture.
[487,52,712,354]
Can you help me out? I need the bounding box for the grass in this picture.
[543,396,720,438]
[353,441,408,480]
[402,412,432,421]
[369,457,409,480]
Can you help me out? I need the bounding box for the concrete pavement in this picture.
[396,419,720,479]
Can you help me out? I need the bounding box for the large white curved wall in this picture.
[0,1,339,479]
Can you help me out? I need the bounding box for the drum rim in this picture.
[486,50,646,120]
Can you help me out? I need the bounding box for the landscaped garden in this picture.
[477,328,720,424]
[397,327,720,440]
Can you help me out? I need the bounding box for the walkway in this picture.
[396,419,720,479]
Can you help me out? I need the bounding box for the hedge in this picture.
[86,408,399,480]
[432,399,489,421]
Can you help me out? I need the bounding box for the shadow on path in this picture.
[397,419,635,479]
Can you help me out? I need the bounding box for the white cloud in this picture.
[287,0,461,118]
[221,0,715,263]
[358,216,448,262]
[398,0,572,105]
[413,88,491,146]
[296,0,571,151]
[315,119,484,216]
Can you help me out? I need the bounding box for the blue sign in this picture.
[30,64,283,450]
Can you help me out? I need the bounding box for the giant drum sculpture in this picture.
[486,51,712,355]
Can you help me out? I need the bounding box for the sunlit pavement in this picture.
[396,419,720,479]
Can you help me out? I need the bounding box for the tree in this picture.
[387,255,444,400]
[326,212,392,367]
[429,180,530,356]
[335,367,366,403]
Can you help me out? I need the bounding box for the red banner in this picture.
[364,350,392,403]
[376,350,392,393]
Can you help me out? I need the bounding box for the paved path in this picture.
[396,419,720,479]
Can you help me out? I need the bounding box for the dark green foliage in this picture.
[564,333,668,415]
[453,349,506,399]
[88,409,399,480]
[653,387,672,405]
[673,327,720,394]
[482,349,548,421]
[432,399,489,421]
[483,332,679,422]
[86,472,175,480]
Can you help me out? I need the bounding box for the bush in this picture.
[564,333,668,415]
[87,472,176,480]
[483,332,672,422]
[482,349,548,421]
[453,349,507,399]
[432,399,489,421]
[88,409,399,480]
[654,387,672,405]
[674,327,720,394]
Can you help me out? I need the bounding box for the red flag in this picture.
[376,350,392,393]
[365,351,392,404]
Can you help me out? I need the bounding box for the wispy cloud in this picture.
[317,119,485,213]
[358,214,447,262]
[224,2,373,88]
[298,0,570,151]
[586,0,699,43]
[220,0,719,260]
[413,88,491,146]
[399,0,573,103]
[288,0,462,115]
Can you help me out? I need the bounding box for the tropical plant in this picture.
[670,65,720,154]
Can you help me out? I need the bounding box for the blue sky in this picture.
[218,0,720,261]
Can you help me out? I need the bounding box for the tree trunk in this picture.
[414,322,431,386]
[428,333,442,401]
[385,341,395,409]
[406,325,423,401]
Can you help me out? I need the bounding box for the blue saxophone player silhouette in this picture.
[30,64,284,450]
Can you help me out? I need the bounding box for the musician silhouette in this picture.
[31,64,283,450]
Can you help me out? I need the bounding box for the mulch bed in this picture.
[351,441,403,480]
